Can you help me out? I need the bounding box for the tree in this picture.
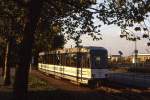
[33,30,65,69]
[118,50,123,63]
[92,0,150,41]
[12,0,97,99]
[1,0,150,100]
[0,0,24,86]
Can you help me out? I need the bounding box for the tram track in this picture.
[95,85,150,100]
[94,79,150,100]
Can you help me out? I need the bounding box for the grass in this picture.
[0,74,56,100]
[128,67,150,73]
[28,74,56,91]
[111,67,129,72]
[28,75,48,88]
[111,66,150,74]
[0,74,55,92]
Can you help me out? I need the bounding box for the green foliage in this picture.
[93,0,150,45]
[1,0,150,50]
[51,34,65,49]
[0,0,25,40]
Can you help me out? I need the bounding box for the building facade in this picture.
[128,53,150,63]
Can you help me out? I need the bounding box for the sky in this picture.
[65,25,150,56]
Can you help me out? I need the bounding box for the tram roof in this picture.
[85,46,107,50]
[39,46,107,55]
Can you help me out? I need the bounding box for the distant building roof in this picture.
[128,53,150,57]
[111,55,120,57]
[84,46,107,51]
[138,53,150,56]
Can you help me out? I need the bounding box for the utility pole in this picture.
[134,39,138,67]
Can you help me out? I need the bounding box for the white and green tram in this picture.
[38,46,109,87]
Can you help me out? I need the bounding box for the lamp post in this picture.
[134,39,138,67]
[120,29,140,67]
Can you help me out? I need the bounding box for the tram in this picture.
[38,46,109,86]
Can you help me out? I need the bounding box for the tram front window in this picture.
[95,56,101,65]
[93,56,101,68]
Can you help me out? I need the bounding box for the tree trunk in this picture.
[13,1,42,100]
[2,55,5,77]
[33,50,39,70]
[2,47,6,77]
[3,41,11,86]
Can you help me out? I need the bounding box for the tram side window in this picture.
[85,54,90,68]
[45,54,49,64]
[39,55,43,63]
[81,54,85,68]
[81,53,90,68]
[42,55,45,63]
[65,53,77,67]
[66,54,70,66]
[70,54,77,67]
[87,58,90,67]
[55,54,60,65]
[59,54,62,65]
[51,54,55,65]
[49,54,53,64]
[61,54,66,66]
[52,54,55,65]
[58,54,61,65]
[65,53,90,68]
[48,54,51,64]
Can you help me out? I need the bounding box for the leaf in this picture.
[143,28,148,31]
[143,34,149,38]
[134,27,141,31]
[129,23,133,27]
[147,42,150,46]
